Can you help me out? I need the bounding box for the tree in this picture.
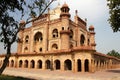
[0,0,55,75]
[107,50,120,59]
[107,0,120,32]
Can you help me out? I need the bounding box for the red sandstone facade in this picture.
[0,3,120,73]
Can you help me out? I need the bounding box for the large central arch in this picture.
[34,32,43,42]
[64,59,72,70]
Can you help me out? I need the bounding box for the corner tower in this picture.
[89,25,96,50]
[60,3,71,50]
[17,20,25,53]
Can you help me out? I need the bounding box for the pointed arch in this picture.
[69,29,73,39]
[30,60,35,68]
[80,34,85,46]
[64,59,72,70]
[37,60,42,69]
[11,60,14,67]
[25,35,29,43]
[24,60,28,68]
[52,43,58,50]
[24,47,28,53]
[54,59,60,70]
[85,59,89,72]
[19,60,23,68]
[34,32,43,42]
[77,59,81,72]
[45,60,51,69]
[52,29,58,38]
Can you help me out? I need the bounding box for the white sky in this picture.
[0,0,120,54]
[56,0,120,53]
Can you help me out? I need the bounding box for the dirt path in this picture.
[3,68,120,80]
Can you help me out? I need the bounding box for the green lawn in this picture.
[0,75,34,80]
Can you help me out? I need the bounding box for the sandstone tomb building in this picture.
[0,3,120,73]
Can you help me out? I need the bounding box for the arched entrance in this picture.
[7,61,9,67]
[54,60,60,70]
[24,60,28,68]
[64,59,72,70]
[11,60,14,67]
[85,59,89,72]
[19,60,23,68]
[30,60,35,68]
[37,60,42,69]
[45,60,51,69]
[77,59,81,72]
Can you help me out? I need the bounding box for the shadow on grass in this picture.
[106,70,120,73]
[0,75,35,80]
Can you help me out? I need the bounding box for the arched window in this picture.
[39,47,42,52]
[52,44,58,50]
[34,32,43,42]
[52,29,58,38]
[70,30,73,39]
[24,47,28,53]
[80,34,85,46]
[25,35,29,43]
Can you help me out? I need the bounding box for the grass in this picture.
[0,75,34,80]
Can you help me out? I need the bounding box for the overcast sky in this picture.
[0,0,120,54]
[56,0,120,53]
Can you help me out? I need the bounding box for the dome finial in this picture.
[60,2,70,18]
[62,2,69,8]
[89,25,95,31]
[75,10,78,16]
